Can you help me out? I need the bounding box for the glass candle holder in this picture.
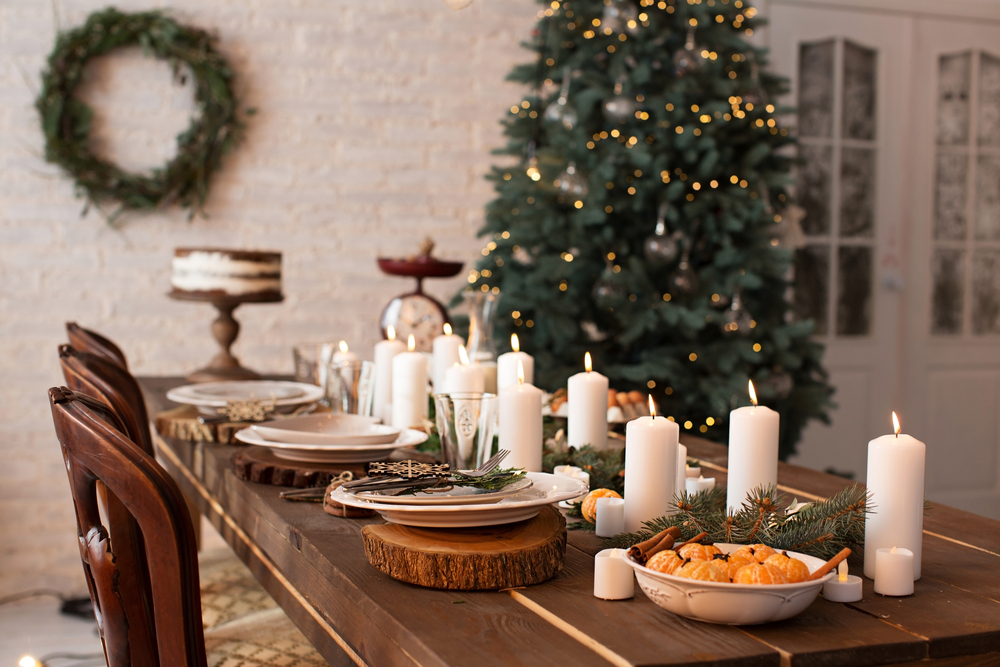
[326,360,375,416]
[434,392,498,471]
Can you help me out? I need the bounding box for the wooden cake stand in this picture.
[169,291,283,383]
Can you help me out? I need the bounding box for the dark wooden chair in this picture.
[49,388,325,667]
[66,322,129,370]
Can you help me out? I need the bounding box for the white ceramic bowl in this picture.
[624,543,834,625]
[252,413,395,445]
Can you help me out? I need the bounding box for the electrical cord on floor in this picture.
[0,589,95,620]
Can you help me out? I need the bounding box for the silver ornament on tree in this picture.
[602,0,639,35]
[603,81,638,123]
[643,204,682,266]
[722,291,753,334]
[593,261,627,302]
[673,27,702,77]
[759,369,794,399]
[555,161,588,202]
[669,246,698,294]
[544,68,577,130]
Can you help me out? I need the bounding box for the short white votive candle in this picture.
[823,561,863,603]
[685,475,715,495]
[595,497,625,538]
[686,465,702,479]
[874,547,914,596]
[593,549,634,600]
[553,465,591,488]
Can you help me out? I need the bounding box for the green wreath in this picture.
[36,8,245,220]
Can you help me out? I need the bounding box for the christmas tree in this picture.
[465,0,833,458]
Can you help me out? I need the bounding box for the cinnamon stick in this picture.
[806,548,852,581]
[627,526,681,564]
[676,531,709,549]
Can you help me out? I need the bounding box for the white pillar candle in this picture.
[874,547,915,596]
[497,334,534,392]
[443,346,485,394]
[372,326,405,424]
[568,352,609,450]
[332,340,358,365]
[499,361,543,472]
[431,324,462,393]
[685,475,715,495]
[864,412,925,581]
[593,549,634,600]
[823,561,863,603]
[595,497,625,537]
[726,381,780,513]
[675,443,688,503]
[623,399,679,532]
[479,360,498,394]
[391,335,428,429]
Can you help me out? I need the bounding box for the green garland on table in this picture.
[602,483,871,560]
[36,8,246,221]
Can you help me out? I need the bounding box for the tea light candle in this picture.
[593,549,634,600]
[553,465,590,489]
[568,352,609,450]
[497,334,534,392]
[595,497,625,537]
[675,443,687,503]
[864,412,926,580]
[431,323,462,393]
[685,475,715,495]
[391,335,428,429]
[686,465,702,478]
[624,397,678,532]
[372,326,406,424]
[727,380,780,512]
[499,361,543,472]
[443,346,485,394]
[823,561,863,603]
[874,547,915,596]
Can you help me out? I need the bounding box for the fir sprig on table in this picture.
[451,468,527,491]
[602,483,871,560]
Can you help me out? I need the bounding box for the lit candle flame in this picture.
[19,658,38,667]
[458,345,470,365]
[443,322,452,336]
[407,334,415,352]
[517,359,525,386]
[387,325,396,341]
[511,333,520,353]
[339,340,349,354]
[585,351,592,373]
[748,380,758,406]
[892,411,900,437]
[890,546,897,554]
[648,394,657,418]
[838,560,848,582]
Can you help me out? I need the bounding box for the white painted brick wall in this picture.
[0,0,536,595]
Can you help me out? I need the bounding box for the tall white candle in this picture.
[726,380,780,513]
[332,340,358,365]
[391,334,428,429]
[874,547,914,596]
[499,360,543,472]
[624,398,678,532]
[443,346,485,394]
[568,352,608,450]
[864,412,925,580]
[675,443,688,502]
[497,334,534,392]
[372,326,405,424]
[431,323,462,393]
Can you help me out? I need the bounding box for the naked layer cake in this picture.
[171,248,282,299]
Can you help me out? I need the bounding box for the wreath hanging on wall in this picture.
[36,8,246,220]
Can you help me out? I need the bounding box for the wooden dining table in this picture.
[141,377,1000,667]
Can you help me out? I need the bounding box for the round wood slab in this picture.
[233,446,371,488]
[361,505,567,590]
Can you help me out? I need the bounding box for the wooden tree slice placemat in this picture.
[155,405,249,444]
[233,446,371,488]
[362,505,567,590]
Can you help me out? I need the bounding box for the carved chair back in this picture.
[49,387,207,667]
[59,344,154,456]
[66,322,129,370]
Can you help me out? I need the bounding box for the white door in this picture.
[904,19,1000,519]
[767,6,912,480]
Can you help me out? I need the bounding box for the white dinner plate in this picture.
[252,413,398,446]
[234,426,428,463]
[355,476,534,506]
[167,381,324,410]
[331,472,588,527]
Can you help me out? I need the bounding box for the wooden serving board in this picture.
[361,505,567,590]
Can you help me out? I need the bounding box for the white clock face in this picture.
[381,294,447,352]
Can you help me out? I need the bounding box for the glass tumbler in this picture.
[327,360,375,416]
[293,342,338,386]
[434,392,498,471]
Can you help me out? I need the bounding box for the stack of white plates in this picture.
[331,472,588,527]
[235,413,428,463]
[167,380,325,416]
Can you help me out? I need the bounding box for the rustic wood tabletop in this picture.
[141,377,1000,667]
